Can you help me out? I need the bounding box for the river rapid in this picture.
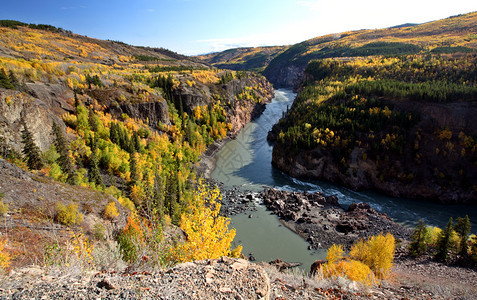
[211,89,477,269]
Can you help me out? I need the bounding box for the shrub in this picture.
[326,259,375,286]
[326,244,344,264]
[0,238,11,272]
[117,213,144,263]
[56,202,84,226]
[349,232,395,279]
[322,244,375,285]
[103,201,119,220]
[0,193,8,215]
[93,223,106,240]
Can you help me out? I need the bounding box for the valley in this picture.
[1,10,477,299]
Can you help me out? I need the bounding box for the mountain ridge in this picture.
[198,11,477,88]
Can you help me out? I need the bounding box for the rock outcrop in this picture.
[262,188,411,249]
[0,84,71,152]
[0,257,271,299]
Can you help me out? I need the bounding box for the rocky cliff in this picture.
[270,55,477,204]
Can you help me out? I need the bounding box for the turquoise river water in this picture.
[211,89,477,269]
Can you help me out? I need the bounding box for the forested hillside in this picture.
[264,11,477,88]
[198,12,477,88]
[197,46,286,72]
[0,22,273,270]
[269,54,477,203]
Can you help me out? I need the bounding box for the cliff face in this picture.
[171,75,274,137]
[270,54,477,204]
[0,84,71,153]
[271,98,477,204]
[225,77,274,136]
[263,59,305,90]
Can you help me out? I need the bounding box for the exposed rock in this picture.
[261,188,411,249]
[268,259,301,271]
[0,257,271,300]
[0,85,68,152]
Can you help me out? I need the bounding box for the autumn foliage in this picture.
[321,233,395,285]
[171,180,242,262]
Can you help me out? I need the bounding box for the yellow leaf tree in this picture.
[172,180,241,262]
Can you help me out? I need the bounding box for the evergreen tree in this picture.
[52,121,76,184]
[8,70,18,88]
[109,122,119,145]
[409,219,429,256]
[132,131,141,153]
[74,89,79,109]
[21,120,44,170]
[0,68,14,89]
[454,215,472,256]
[88,134,103,187]
[129,153,139,185]
[436,217,453,261]
[88,108,99,132]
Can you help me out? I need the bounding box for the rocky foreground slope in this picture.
[2,255,476,299]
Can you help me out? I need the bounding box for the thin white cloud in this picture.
[147,8,155,12]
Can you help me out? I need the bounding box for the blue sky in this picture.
[1,0,476,55]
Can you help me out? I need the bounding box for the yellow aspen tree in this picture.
[172,180,242,262]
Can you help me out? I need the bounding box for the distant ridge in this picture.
[198,11,477,88]
[388,23,419,29]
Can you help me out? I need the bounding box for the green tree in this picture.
[0,68,14,89]
[436,217,453,261]
[88,134,103,187]
[454,215,472,256]
[129,153,139,185]
[74,89,79,110]
[52,121,76,184]
[409,219,429,256]
[88,108,99,132]
[21,120,44,170]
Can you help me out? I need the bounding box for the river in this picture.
[211,89,477,269]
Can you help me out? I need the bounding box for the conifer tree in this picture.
[88,108,99,132]
[8,70,18,88]
[129,153,139,185]
[0,68,14,89]
[409,219,429,256]
[454,215,471,256]
[74,89,79,110]
[109,122,119,145]
[52,121,76,184]
[21,120,44,170]
[132,131,141,153]
[436,217,453,261]
[88,134,103,187]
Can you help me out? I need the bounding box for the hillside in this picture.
[198,12,477,88]
[269,54,477,203]
[197,46,286,72]
[0,22,273,271]
[0,20,204,67]
[264,11,477,88]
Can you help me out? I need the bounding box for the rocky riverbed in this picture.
[261,188,412,249]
